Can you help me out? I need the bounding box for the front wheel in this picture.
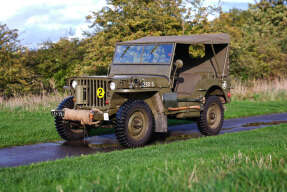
[115,100,154,148]
[197,96,224,136]
[54,96,86,141]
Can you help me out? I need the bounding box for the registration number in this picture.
[142,81,155,88]
[51,110,65,117]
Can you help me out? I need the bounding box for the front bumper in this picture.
[51,108,110,125]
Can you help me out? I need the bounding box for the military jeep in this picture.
[51,33,231,148]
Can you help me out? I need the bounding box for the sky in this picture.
[0,0,255,48]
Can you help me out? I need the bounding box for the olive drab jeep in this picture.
[51,33,231,148]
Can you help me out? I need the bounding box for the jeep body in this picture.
[52,33,231,147]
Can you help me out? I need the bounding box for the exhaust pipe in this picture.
[168,105,200,111]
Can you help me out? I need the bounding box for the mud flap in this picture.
[154,113,168,132]
[146,92,168,133]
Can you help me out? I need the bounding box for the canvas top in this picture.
[118,33,230,45]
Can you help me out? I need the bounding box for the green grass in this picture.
[0,124,286,191]
[0,110,57,148]
[1,100,287,148]
[224,100,287,118]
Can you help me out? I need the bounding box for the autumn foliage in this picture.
[0,0,287,97]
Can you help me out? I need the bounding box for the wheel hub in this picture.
[210,112,216,120]
[128,110,148,140]
[207,103,221,129]
[131,117,143,129]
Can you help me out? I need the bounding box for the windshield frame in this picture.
[112,43,175,65]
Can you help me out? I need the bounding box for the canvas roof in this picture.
[118,33,230,45]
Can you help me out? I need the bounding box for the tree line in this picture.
[0,0,287,97]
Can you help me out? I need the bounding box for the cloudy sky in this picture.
[0,0,255,48]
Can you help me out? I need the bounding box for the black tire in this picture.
[54,96,86,141]
[115,100,154,148]
[197,96,224,136]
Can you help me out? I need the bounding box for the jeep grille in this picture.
[77,78,108,108]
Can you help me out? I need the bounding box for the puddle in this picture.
[64,131,201,150]
[62,130,202,150]
[243,121,287,127]
[165,132,202,142]
[62,140,90,147]
[222,127,236,131]
[88,143,122,150]
[152,131,202,144]
[62,136,123,152]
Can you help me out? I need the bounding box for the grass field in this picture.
[0,124,286,191]
[1,80,287,191]
[1,100,287,148]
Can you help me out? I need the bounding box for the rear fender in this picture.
[206,86,227,103]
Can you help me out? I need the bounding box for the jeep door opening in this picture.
[51,33,231,148]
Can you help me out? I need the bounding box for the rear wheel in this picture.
[197,96,224,136]
[54,96,86,141]
[115,100,154,148]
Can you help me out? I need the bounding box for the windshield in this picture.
[113,44,173,64]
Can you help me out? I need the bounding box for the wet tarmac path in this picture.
[0,113,286,168]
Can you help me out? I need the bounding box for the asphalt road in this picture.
[0,113,286,168]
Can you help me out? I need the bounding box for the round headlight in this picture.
[72,80,78,89]
[110,82,116,90]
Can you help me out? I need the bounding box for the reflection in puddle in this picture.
[63,139,122,152]
[88,143,121,150]
[152,132,202,145]
[62,131,203,151]
[165,132,202,142]
[243,121,287,127]
[222,127,236,131]
[62,140,90,147]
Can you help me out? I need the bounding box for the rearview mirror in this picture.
[174,59,183,69]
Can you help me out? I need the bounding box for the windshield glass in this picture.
[113,44,173,64]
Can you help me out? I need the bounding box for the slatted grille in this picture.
[79,79,107,107]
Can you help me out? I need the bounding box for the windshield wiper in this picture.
[150,45,159,54]
[120,46,130,58]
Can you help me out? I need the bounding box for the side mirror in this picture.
[174,59,183,69]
